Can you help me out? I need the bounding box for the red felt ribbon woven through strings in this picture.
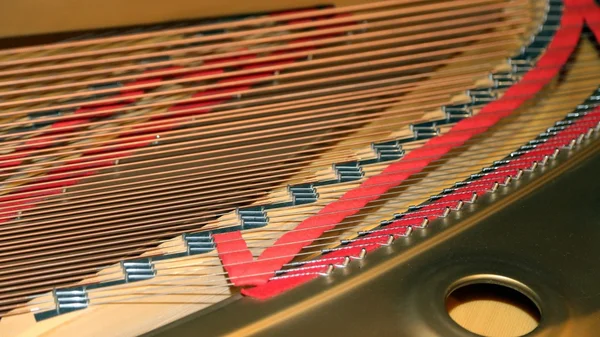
[214,0,600,298]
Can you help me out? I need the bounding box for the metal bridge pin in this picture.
[515,169,524,180]
[442,207,451,217]
[503,176,512,186]
[354,248,367,260]
[586,128,594,138]
[576,134,585,144]
[319,264,334,276]
[491,182,500,192]
[568,139,577,149]
[272,70,280,85]
[529,161,539,171]
[540,156,550,166]
[335,257,351,268]
[470,192,478,203]
[551,148,560,159]
[455,200,464,211]
[381,235,394,246]
[420,218,429,228]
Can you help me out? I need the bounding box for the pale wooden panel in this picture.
[448,298,539,337]
[0,0,370,38]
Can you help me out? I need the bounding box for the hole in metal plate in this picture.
[445,275,541,337]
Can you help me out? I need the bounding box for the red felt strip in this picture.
[213,2,591,294]
[243,106,600,299]
[569,0,600,38]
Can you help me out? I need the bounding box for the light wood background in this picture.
[0,0,371,38]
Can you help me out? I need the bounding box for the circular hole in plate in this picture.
[445,277,541,337]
